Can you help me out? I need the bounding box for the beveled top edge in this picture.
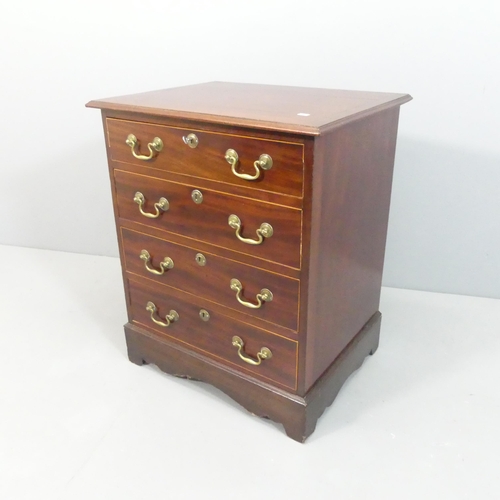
[86,82,412,136]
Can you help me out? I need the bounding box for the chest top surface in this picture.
[86,81,411,135]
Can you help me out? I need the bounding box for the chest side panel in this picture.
[304,106,402,391]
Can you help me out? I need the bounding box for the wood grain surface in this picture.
[304,107,401,390]
[124,310,380,442]
[107,118,304,198]
[121,227,300,331]
[127,278,298,389]
[87,81,411,135]
[113,170,303,269]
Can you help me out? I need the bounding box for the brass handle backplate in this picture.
[232,336,272,366]
[230,278,273,309]
[133,191,169,218]
[146,301,179,327]
[225,149,273,181]
[228,214,273,245]
[126,134,163,160]
[139,250,174,275]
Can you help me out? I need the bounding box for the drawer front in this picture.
[127,278,298,389]
[121,228,299,331]
[114,170,302,269]
[107,118,304,198]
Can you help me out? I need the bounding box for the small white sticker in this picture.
[297,112,310,116]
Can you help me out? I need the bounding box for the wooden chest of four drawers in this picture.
[87,82,411,441]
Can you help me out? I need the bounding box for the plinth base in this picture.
[125,312,381,443]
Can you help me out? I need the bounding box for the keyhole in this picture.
[191,189,203,204]
[199,309,210,322]
[195,253,206,266]
[183,133,198,148]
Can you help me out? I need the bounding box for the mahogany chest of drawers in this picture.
[87,82,411,442]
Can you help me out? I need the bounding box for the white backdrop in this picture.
[1,0,498,298]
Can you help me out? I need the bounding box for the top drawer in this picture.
[106,118,304,198]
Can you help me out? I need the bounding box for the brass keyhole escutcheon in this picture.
[182,133,199,148]
[191,189,203,204]
[199,309,210,322]
[195,253,207,266]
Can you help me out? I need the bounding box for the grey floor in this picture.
[1,245,499,499]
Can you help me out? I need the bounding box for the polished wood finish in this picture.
[87,82,411,135]
[121,228,300,332]
[127,278,298,389]
[114,170,303,269]
[88,82,410,442]
[304,107,401,390]
[107,118,304,198]
[125,309,381,442]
